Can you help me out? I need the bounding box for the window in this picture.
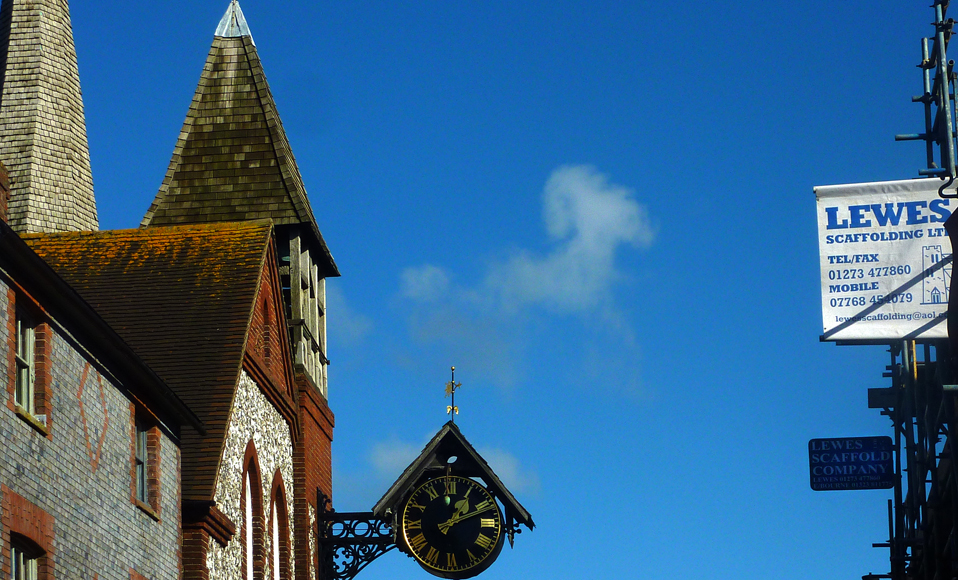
[246,471,255,580]
[131,411,160,517]
[14,309,35,415]
[135,420,148,502]
[271,501,280,580]
[10,536,40,580]
[242,441,264,580]
[269,472,290,580]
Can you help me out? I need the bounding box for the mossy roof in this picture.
[22,220,274,501]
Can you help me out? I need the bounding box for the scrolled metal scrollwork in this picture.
[317,491,396,580]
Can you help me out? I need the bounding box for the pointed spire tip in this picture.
[215,0,254,43]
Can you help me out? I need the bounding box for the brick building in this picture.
[0,1,338,579]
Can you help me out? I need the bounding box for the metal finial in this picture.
[445,366,461,422]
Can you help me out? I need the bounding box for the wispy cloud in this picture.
[325,283,373,347]
[366,436,540,496]
[487,165,654,312]
[397,165,653,391]
[370,436,423,478]
[401,264,451,302]
[477,446,541,496]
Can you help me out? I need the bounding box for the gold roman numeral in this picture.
[475,499,492,511]
[474,534,494,550]
[408,533,428,552]
[445,479,457,495]
[425,485,440,500]
[446,553,457,569]
[480,518,496,528]
[425,546,439,565]
[466,549,478,564]
[408,501,426,511]
[406,519,421,530]
[463,486,473,499]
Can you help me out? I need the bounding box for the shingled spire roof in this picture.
[142,0,337,276]
[0,0,98,233]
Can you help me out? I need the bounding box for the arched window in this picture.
[242,441,264,580]
[269,470,290,580]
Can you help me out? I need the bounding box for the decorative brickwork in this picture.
[0,0,98,233]
[79,363,109,470]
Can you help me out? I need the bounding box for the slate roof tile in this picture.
[141,32,337,277]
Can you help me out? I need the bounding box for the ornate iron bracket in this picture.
[317,491,396,580]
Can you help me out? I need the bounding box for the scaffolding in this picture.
[864,342,958,579]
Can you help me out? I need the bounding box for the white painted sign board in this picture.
[815,178,954,342]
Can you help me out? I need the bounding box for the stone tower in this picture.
[0,0,98,233]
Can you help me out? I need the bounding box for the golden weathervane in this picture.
[445,366,461,422]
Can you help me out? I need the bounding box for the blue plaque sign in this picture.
[808,436,895,491]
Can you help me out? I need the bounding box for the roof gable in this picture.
[22,220,275,501]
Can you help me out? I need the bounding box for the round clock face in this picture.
[401,475,504,579]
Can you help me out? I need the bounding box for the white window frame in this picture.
[11,540,39,580]
[14,310,35,415]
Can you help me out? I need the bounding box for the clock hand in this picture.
[438,504,494,533]
[438,499,470,535]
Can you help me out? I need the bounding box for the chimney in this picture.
[0,162,9,223]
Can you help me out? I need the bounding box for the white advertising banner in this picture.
[815,178,954,342]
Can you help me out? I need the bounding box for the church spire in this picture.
[0,0,98,233]
[144,0,338,397]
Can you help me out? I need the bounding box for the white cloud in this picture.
[395,164,652,392]
[325,283,373,346]
[401,264,451,302]
[486,165,654,312]
[370,437,423,477]
[367,437,539,496]
[477,447,541,496]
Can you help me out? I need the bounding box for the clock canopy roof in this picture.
[373,421,534,531]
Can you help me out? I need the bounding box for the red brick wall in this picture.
[181,525,211,580]
[293,376,334,580]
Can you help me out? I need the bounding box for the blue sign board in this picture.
[808,436,895,491]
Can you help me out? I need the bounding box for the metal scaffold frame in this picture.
[865,341,958,580]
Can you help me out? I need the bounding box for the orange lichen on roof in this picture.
[22,219,274,501]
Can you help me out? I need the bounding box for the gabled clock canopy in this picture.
[373,421,534,531]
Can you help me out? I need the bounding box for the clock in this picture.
[400,475,504,579]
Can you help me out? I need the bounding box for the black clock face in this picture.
[401,475,504,578]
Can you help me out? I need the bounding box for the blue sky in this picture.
[71,1,933,578]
